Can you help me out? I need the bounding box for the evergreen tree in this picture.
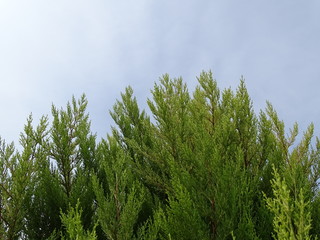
[23,94,97,239]
[1,71,320,239]
[0,115,44,239]
[265,166,312,240]
[92,136,147,240]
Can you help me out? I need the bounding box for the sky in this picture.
[0,0,320,145]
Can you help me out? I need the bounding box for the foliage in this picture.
[92,136,147,240]
[60,200,97,240]
[0,71,320,239]
[265,166,312,240]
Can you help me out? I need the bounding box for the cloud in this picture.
[0,0,320,143]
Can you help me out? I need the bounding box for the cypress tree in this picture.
[92,136,147,240]
[1,71,320,239]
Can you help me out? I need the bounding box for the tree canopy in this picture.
[1,71,320,239]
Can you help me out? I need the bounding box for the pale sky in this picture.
[1,0,320,144]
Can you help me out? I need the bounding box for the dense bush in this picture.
[1,71,320,239]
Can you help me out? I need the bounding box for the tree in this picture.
[265,166,312,240]
[0,115,45,239]
[92,136,147,240]
[1,71,320,239]
[23,94,97,239]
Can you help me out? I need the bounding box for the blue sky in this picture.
[1,0,320,144]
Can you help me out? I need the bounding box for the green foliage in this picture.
[0,138,22,239]
[49,94,92,198]
[0,115,45,239]
[265,166,313,240]
[60,200,97,240]
[19,115,63,239]
[92,137,147,240]
[110,85,171,199]
[1,71,320,239]
[161,177,209,240]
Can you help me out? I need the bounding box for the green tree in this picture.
[23,94,97,239]
[2,70,320,239]
[265,166,312,240]
[92,136,147,240]
[0,115,44,239]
